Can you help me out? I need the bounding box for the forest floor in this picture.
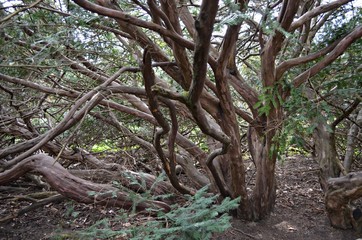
[0,155,360,240]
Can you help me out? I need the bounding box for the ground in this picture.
[0,156,359,240]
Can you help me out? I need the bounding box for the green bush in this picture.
[57,186,239,240]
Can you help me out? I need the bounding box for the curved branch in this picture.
[0,72,157,125]
[142,48,194,195]
[0,154,171,213]
[188,0,219,103]
[293,25,362,88]
[160,0,193,89]
[290,0,353,32]
[0,0,43,24]
[276,39,340,80]
[72,0,194,49]
[3,67,130,167]
[261,0,299,87]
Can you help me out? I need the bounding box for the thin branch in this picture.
[0,72,156,126]
[289,0,353,31]
[293,25,362,88]
[276,39,340,80]
[332,100,361,130]
[3,67,131,167]
[72,0,194,49]
[0,0,43,24]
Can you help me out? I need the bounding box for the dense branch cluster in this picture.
[0,0,361,223]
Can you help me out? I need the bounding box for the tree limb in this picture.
[293,25,362,88]
[72,0,194,49]
[142,47,194,195]
[290,0,353,32]
[0,154,171,213]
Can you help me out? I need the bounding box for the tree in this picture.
[0,0,361,221]
[281,6,362,228]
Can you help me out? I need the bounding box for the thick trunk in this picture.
[325,172,362,229]
[343,108,362,173]
[226,142,252,219]
[248,126,277,220]
[313,122,341,192]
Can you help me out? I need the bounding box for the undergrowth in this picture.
[53,186,239,240]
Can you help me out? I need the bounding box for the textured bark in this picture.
[143,47,194,195]
[70,169,178,202]
[248,126,277,220]
[325,172,362,229]
[212,1,250,216]
[1,0,358,223]
[314,122,341,192]
[0,154,171,213]
[343,108,362,173]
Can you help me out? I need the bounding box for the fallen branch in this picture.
[0,154,171,214]
[232,227,257,239]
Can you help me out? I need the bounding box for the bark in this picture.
[325,172,362,229]
[293,25,362,88]
[241,0,299,219]
[3,67,130,167]
[343,108,362,173]
[313,121,341,192]
[143,47,194,195]
[248,125,277,220]
[73,0,194,50]
[2,0,358,224]
[91,111,210,188]
[0,154,171,213]
[212,0,251,217]
[69,169,178,202]
[289,0,353,31]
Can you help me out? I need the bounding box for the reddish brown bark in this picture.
[0,154,171,213]
[248,125,278,220]
[1,0,358,223]
[325,172,362,229]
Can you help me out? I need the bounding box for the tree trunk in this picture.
[343,108,362,173]
[248,126,277,220]
[0,154,171,213]
[314,122,341,191]
[325,172,362,229]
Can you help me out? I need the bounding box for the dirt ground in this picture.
[0,156,359,240]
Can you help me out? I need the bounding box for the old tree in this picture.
[0,0,361,227]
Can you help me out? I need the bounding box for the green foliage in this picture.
[58,186,239,240]
[64,202,80,218]
[253,85,284,116]
[274,87,317,158]
[91,141,120,153]
[318,7,361,46]
[274,5,362,160]
[220,0,251,26]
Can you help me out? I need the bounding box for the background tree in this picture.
[0,0,361,222]
[281,5,362,228]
